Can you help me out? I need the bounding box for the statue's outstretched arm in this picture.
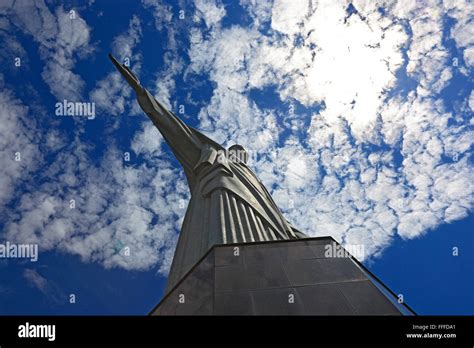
[109,54,202,170]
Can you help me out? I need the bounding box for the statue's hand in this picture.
[108,53,143,93]
[109,53,158,114]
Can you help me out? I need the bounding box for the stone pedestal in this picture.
[150,237,414,315]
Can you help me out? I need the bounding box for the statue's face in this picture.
[228,145,248,164]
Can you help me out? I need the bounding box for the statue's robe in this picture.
[140,89,306,292]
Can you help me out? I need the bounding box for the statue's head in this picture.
[228,144,248,164]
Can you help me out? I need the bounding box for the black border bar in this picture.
[0,316,472,345]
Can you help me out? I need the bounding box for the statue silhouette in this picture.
[110,54,306,292]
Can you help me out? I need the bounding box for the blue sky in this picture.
[0,0,472,315]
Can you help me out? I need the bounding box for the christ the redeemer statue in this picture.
[110,54,307,292]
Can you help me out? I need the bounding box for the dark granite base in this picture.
[150,237,414,315]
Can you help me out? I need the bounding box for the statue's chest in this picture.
[192,144,267,202]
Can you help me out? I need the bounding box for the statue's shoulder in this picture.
[192,144,232,176]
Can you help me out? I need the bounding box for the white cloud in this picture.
[241,0,408,143]
[4,135,188,274]
[24,269,48,293]
[131,123,164,159]
[271,0,309,37]
[90,15,142,116]
[186,0,474,262]
[1,0,94,100]
[188,26,281,151]
[1,3,188,275]
[393,2,452,95]
[41,7,93,101]
[142,0,173,31]
[111,15,142,61]
[445,0,474,67]
[0,13,185,274]
[0,90,42,209]
[239,0,273,29]
[194,0,226,29]
[23,268,65,304]
[90,70,134,116]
